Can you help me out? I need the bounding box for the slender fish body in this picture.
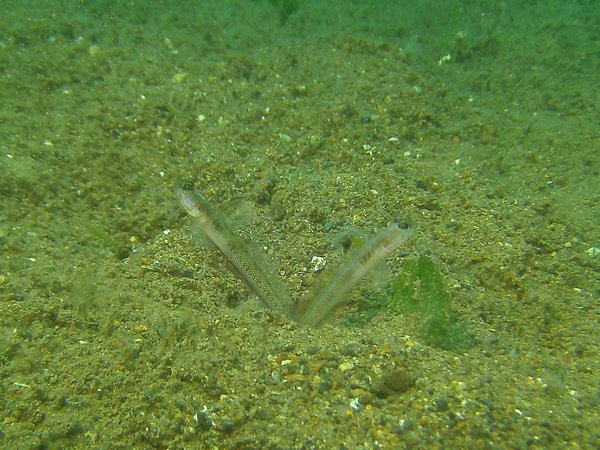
[176,180,414,327]
[176,181,293,318]
[296,221,415,327]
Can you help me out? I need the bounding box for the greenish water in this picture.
[1,1,598,448]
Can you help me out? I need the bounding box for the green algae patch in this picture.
[390,255,473,351]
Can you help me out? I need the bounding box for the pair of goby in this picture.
[176,181,414,328]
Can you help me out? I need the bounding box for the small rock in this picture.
[339,361,354,372]
[372,369,416,398]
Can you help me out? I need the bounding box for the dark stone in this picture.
[433,396,449,412]
[194,409,213,431]
[372,370,416,398]
[217,419,235,434]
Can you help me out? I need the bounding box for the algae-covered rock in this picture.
[390,255,472,351]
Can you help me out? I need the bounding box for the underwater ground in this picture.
[1,1,598,448]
